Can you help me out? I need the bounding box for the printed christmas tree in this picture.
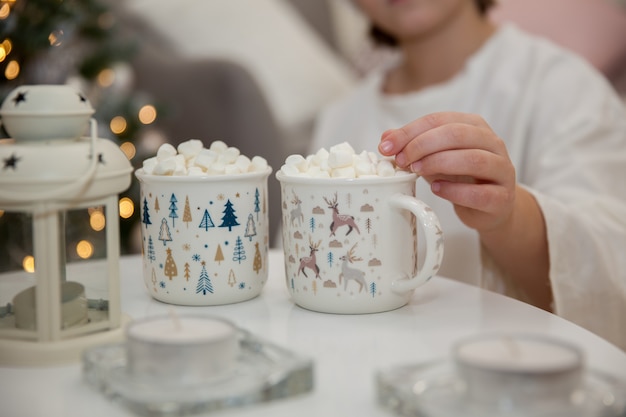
[147,236,155,262]
[169,193,179,226]
[142,197,151,227]
[253,242,262,273]
[183,196,192,228]
[244,213,257,241]
[158,218,172,245]
[254,188,261,220]
[219,199,239,231]
[196,261,214,295]
[232,236,246,264]
[164,248,177,280]
[199,209,215,231]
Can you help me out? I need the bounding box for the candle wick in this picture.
[168,308,182,332]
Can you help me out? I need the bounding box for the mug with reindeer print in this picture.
[276,171,444,314]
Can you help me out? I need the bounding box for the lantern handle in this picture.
[0,118,100,202]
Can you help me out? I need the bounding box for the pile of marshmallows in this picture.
[280,142,408,178]
[141,139,269,176]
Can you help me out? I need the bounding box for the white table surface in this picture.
[3,250,626,417]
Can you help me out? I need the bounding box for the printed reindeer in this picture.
[298,238,322,279]
[339,244,367,293]
[290,191,303,226]
[323,193,360,237]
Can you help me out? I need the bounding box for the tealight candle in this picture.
[126,314,240,384]
[453,334,583,405]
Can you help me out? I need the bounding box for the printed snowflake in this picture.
[159,281,166,288]
[238,282,246,289]
[192,254,201,262]
[182,243,191,251]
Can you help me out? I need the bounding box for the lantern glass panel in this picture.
[0,210,35,335]
[64,206,112,328]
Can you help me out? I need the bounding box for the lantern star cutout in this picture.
[3,153,21,170]
[88,152,106,164]
[12,91,27,106]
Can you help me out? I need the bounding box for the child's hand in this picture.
[378,111,517,234]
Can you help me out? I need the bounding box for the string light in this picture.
[22,255,35,273]
[119,141,136,160]
[48,30,63,47]
[97,68,115,87]
[119,197,134,219]
[0,3,10,20]
[110,116,127,134]
[90,210,106,232]
[4,59,19,80]
[76,240,94,259]
[138,104,157,125]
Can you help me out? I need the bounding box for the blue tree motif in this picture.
[232,236,246,264]
[309,217,316,233]
[219,199,240,231]
[327,251,334,267]
[158,218,172,246]
[254,188,261,220]
[244,213,257,241]
[370,282,377,298]
[196,261,214,295]
[142,197,151,227]
[199,209,215,231]
[147,236,156,262]
[169,193,179,226]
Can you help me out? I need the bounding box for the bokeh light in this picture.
[5,59,19,79]
[76,240,94,259]
[119,197,134,219]
[120,141,136,160]
[90,210,106,231]
[97,68,115,87]
[110,116,127,134]
[0,4,10,19]
[138,104,157,125]
[22,255,35,273]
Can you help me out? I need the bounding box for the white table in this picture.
[3,251,626,417]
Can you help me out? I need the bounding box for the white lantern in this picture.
[0,85,133,365]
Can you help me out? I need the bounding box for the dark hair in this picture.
[370,0,497,47]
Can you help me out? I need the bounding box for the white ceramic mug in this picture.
[277,171,443,314]
[135,168,272,305]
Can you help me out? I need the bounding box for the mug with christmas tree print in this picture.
[135,166,272,305]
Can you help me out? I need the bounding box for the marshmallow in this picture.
[142,139,270,177]
[279,142,404,179]
[209,140,228,153]
[152,156,177,175]
[156,143,177,160]
[142,156,158,174]
[177,139,204,159]
[250,156,268,171]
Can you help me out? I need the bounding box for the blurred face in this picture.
[356,0,475,44]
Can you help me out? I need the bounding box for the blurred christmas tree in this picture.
[0,0,157,254]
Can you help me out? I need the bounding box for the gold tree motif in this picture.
[228,269,237,287]
[253,242,262,273]
[182,195,192,227]
[164,248,178,280]
[184,262,190,281]
[215,244,224,264]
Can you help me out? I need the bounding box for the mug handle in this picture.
[388,194,444,294]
